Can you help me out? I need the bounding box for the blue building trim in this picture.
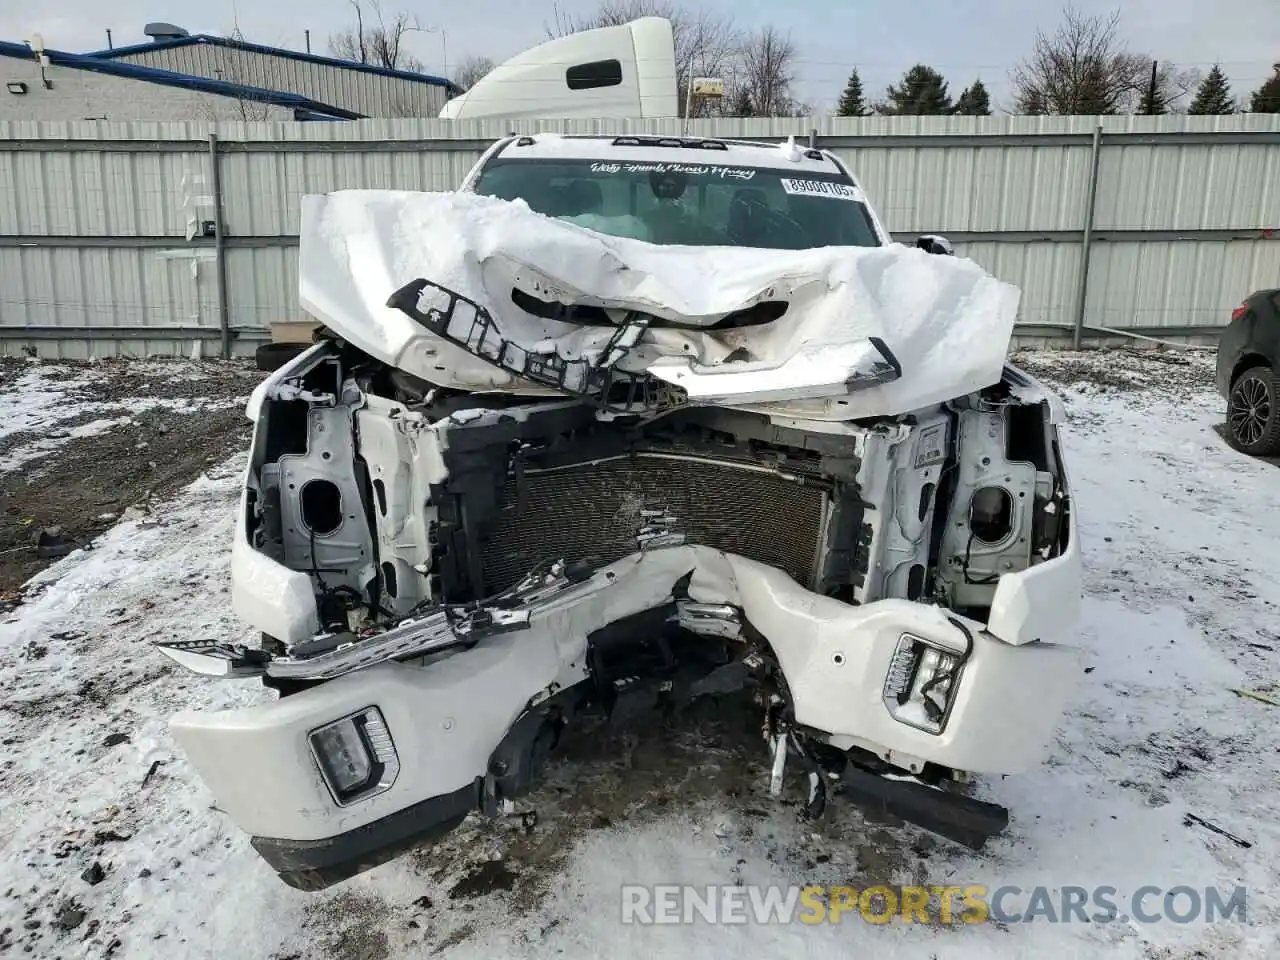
[86,34,462,96]
[0,40,362,119]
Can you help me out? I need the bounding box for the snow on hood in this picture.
[299,189,1020,419]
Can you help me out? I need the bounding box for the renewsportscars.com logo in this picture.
[620,884,1248,926]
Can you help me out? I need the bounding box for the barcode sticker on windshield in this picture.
[780,179,863,201]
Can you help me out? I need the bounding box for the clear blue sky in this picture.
[5,0,1278,111]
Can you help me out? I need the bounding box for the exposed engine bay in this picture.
[250,343,1068,631]
[160,334,1080,889]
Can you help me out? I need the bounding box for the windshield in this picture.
[472,157,883,250]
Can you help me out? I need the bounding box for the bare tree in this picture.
[548,0,740,116]
[199,91,273,122]
[1133,60,1200,113]
[725,85,753,117]
[209,29,283,121]
[1011,6,1148,114]
[738,27,798,117]
[329,0,425,71]
[1168,66,1204,112]
[453,55,495,92]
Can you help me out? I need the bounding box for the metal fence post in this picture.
[208,132,231,360]
[1072,123,1103,349]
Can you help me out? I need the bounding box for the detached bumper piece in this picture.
[835,763,1009,851]
[155,561,593,681]
[252,780,479,891]
[255,753,1009,891]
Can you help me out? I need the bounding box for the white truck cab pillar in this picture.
[438,17,678,121]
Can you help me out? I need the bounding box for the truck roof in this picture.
[492,133,847,176]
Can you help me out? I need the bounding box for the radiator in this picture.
[477,453,828,594]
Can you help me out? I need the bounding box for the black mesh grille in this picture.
[477,454,827,594]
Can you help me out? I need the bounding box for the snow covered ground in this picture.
[1,350,1277,959]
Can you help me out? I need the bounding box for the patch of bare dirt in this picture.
[302,891,393,960]
[0,360,263,596]
[1010,346,1216,397]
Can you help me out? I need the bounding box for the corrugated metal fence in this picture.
[1,114,1277,357]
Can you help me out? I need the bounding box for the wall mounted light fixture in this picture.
[6,81,28,95]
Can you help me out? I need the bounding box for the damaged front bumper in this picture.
[160,331,1084,889]
[165,539,1081,889]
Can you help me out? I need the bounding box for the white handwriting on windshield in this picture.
[589,161,756,180]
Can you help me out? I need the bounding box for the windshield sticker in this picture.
[780,178,863,201]
[590,161,756,181]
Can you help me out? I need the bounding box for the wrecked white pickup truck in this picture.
[158,132,1082,890]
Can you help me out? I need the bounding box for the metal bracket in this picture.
[155,559,612,682]
[385,278,684,413]
[152,640,270,678]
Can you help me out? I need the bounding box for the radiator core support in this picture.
[424,403,872,604]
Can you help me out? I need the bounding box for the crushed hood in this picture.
[298,190,1021,420]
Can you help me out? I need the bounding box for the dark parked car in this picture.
[1217,288,1280,456]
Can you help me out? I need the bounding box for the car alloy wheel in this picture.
[1229,373,1270,446]
[1226,365,1280,456]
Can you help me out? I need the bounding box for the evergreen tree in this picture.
[836,68,868,117]
[1188,65,1234,115]
[728,85,754,117]
[1138,88,1167,114]
[1250,64,1280,113]
[880,64,952,115]
[955,79,992,116]
[1138,61,1168,115]
[1077,58,1119,114]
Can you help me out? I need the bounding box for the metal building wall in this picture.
[0,58,297,124]
[106,45,450,119]
[0,114,1276,358]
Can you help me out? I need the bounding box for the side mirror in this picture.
[915,234,954,256]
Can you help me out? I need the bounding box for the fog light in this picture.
[309,707,399,805]
[882,634,962,735]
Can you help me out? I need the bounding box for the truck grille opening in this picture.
[476,453,827,594]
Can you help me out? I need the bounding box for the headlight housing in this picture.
[308,707,399,805]
[882,633,964,735]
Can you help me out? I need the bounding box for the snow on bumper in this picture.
[299,190,1021,420]
[174,545,1081,847]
